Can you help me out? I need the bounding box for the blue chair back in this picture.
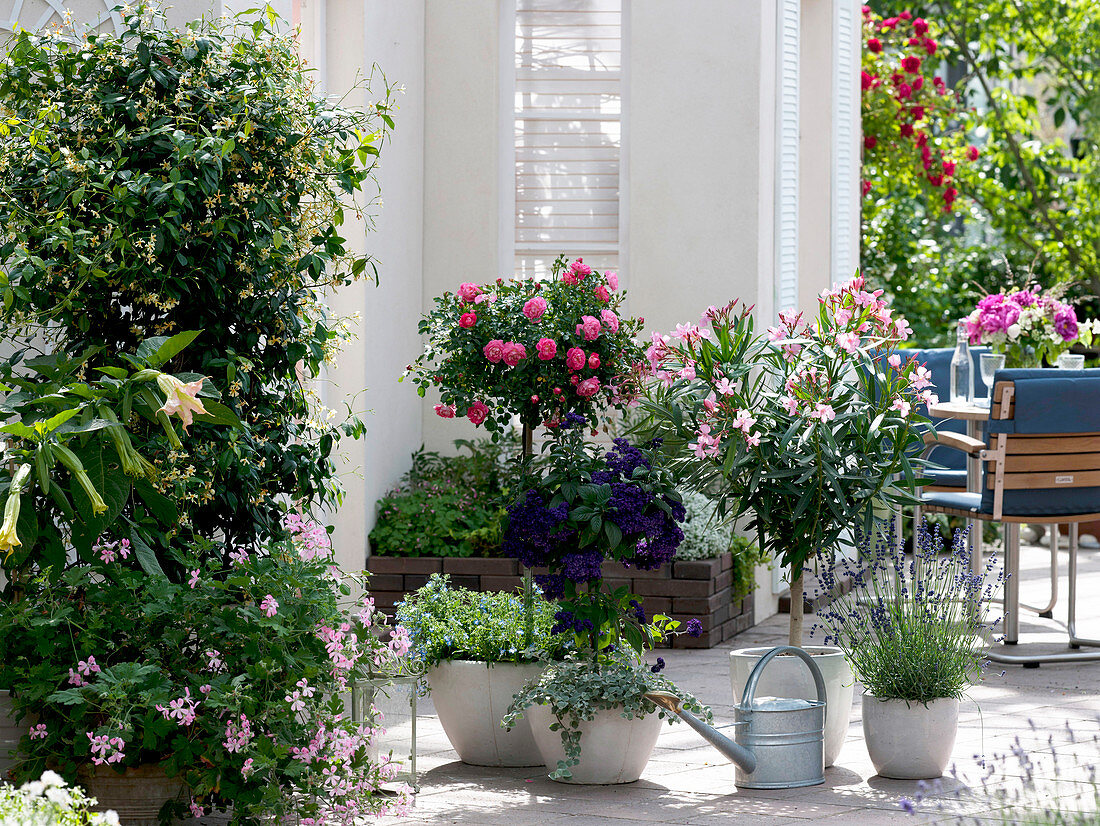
[979,369,1100,517]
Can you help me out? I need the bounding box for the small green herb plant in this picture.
[502,654,711,780]
[395,574,572,668]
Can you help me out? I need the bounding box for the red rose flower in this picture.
[967,145,980,161]
[901,55,921,74]
[913,18,929,35]
[867,37,883,53]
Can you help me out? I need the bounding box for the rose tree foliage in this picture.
[641,276,932,646]
[0,8,393,569]
[406,255,644,433]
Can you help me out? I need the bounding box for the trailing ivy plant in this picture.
[0,6,393,572]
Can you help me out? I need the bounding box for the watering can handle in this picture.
[740,646,828,708]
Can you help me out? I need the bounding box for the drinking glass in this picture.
[979,353,1005,407]
[1058,352,1086,370]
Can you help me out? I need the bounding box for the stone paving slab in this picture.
[379,543,1100,825]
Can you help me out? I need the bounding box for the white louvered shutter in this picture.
[774,0,800,317]
[831,0,859,284]
[513,0,622,280]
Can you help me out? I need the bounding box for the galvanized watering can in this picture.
[646,645,826,790]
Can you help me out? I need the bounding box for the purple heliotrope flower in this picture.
[686,618,703,637]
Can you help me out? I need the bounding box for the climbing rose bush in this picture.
[406,255,645,432]
[861,6,977,211]
[0,518,412,824]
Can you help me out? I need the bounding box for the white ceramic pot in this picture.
[0,689,25,780]
[729,646,853,768]
[526,703,663,785]
[862,696,960,779]
[427,660,545,767]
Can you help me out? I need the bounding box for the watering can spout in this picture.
[644,691,757,774]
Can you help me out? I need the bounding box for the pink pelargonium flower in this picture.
[433,403,456,419]
[522,296,548,321]
[483,339,505,363]
[78,656,101,677]
[566,347,586,372]
[606,271,619,291]
[576,377,601,398]
[576,315,602,341]
[188,569,200,589]
[29,723,47,740]
[458,312,477,329]
[457,282,481,303]
[87,732,126,765]
[260,594,279,617]
[600,309,620,333]
[156,373,208,432]
[501,341,528,367]
[536,338,557,361]
[156,688,198,727]
[467,401,490,426]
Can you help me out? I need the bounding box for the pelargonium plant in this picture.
[964,284,1080,367]
[811,521,1002,703]
[0,517,412,825]
[404,255,645,434]
[501,413,692,654]
[641,273,933,646]
[861,7,977,211]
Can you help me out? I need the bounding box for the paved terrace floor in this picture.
[379,537,1100,826]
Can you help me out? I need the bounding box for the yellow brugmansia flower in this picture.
[100,408,158,481]
[156,373,208,432]
[53,445,108,516]
[1,464,32,559]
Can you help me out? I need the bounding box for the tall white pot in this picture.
[863,696,959,779]
[427,660,545,767]
[0,690,25,780]
[526,704,663,785]
[729,646,853,768]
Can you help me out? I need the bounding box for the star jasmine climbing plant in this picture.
[641,274,933,647]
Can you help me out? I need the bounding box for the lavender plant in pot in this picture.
[813,522,1002,780]
[499,416,709,784]
[641,274,934,766]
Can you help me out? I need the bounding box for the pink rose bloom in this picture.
[606,271,619,291]
[576,377,601,398]
[594,285,611,303]
[577,315,601,341]
[502,341,528,367]
[523,296,548,321]
[587,353,601,370]
[570,258,592,278]
[483,339,505,363]
[467,401,490,426]
[536,338,557,360]
[458,282,481,303]
[562,271,580,286]
[433,403,456,419]
[566,347,586,372]
[600,309,620,333]
[459,312,477,328]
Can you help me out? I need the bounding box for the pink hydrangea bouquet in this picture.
[642,274,932,646]
[405,255,644,433]
[964,286,1079,367]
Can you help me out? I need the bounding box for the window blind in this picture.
[513,0,622,280]
[774,0,800,316]
[832,0,858,285]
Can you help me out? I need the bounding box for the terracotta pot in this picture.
[729,646,853,768]
[79,763,188,826]
[527,703,663,784]
[863,695,959,779]
[427,660,545,767]
[0,689,27,780]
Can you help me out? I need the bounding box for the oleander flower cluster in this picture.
[861,7,976,211]
[642,274,932,644]
[0,516,414,824]
[964,285,1080,367]
[406,255,645,433]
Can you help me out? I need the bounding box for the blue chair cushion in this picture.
[921,491,981,513]
[985,368,1100,435]
[924,468,967,488]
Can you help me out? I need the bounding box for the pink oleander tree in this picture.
[641,275,934,646]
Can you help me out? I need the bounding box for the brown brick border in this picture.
[365,553,754,649]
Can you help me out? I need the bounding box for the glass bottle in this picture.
[950,322,973,403]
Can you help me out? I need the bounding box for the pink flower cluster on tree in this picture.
[861,6,978,211]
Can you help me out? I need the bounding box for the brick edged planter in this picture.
[365,553,753,649]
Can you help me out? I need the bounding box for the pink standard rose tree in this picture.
[407,255,644,433]
[641,275,933,646]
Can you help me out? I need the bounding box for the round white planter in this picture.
[526,703,663,785]
[0,689,25,779]
[729,646,853,768]
[427,660,545,767]
[862,696,959,779]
